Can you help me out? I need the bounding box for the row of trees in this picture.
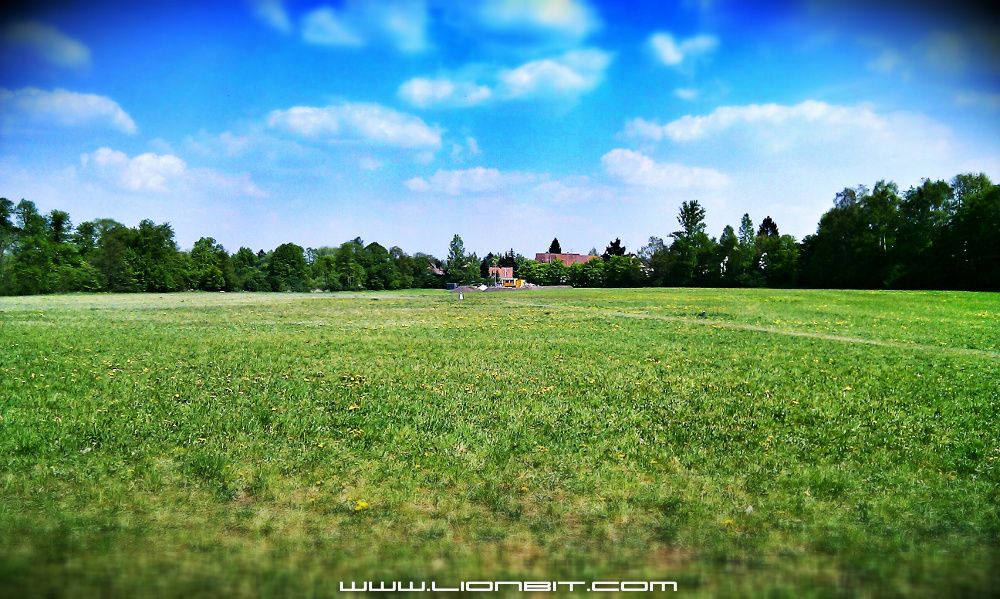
[0,199,445,295]
[463,173,1000,291]
[1,172,997,294]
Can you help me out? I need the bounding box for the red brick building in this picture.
[534,252,598,265]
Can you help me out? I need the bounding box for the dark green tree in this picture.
[334,238,367,290]
[889,179,952,288]
[602,238,627,260]
[539,258,568,285]
[267,243,309,291]
[757,216,778,237]
[190,237,236,291]
[603,255,645,287]
[233,247,268,291]
[0,198,17,292]
[445,234,479,284]
[364,242,402,290]
[717,225,738,285]
[666,200,718,286]
[940,173,1000,290]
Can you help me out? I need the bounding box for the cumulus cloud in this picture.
[602,148,728,190]
[498,48,612,99]
[0,87,137,134]
[81,148,188,193]
[405,167,538,195]
[398,77,492,108]
[400,48,612,108]
[475,0,601,40]
[624,100,893,144]
[249,0,292,34]
[648,32,718,67]
[267,102,442,149]
[301,1,428,53]
[79,147,264,197]
[1,20,90,69]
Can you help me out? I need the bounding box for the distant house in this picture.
[487,266,523,288]
[534,252,598,266]
[488,266,514,280]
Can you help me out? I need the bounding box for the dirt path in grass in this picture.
[500,300,1000,361]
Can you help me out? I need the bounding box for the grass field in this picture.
[1,288,998,597]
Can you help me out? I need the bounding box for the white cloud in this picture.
[648,32,718,67]
[602,148,728,190]
[498,48,612,99]
[0,87,137,134]
[301,1,428,53]
[79,147,264,197]
[81,148,187,193]
[267,102,442,149]
[400,47,614,109]
[1,21,90,69]
[249,0,292,34]
[405,167,538,195]
[398,77,492,108]
[624,100,895,144]
[475,0,601,39]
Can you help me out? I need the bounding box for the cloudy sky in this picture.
[1,1,998,256]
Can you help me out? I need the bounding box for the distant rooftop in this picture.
[535,253,598,265]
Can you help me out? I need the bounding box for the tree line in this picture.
[0,201,443,295]
[1,172,997,295]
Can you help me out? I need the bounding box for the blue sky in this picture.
[2,0,998,257]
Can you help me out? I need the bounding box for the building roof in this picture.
[534,252,598,265]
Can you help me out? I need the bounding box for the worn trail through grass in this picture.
[501,296,1000,360]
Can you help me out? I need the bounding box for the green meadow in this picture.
[1,288,998,597]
